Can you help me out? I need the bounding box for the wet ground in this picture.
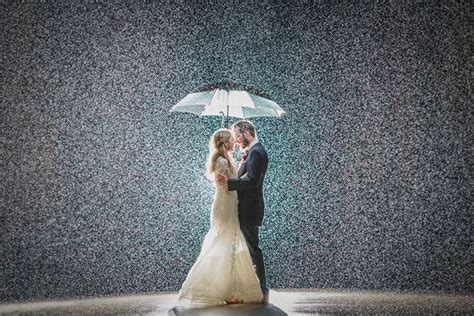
[1,289,472,315]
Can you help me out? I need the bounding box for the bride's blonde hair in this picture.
[207,128,235,177]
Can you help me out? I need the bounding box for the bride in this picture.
[178,128,263,306]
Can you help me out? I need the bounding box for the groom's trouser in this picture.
[240,225,268,295]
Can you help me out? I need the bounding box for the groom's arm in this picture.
[228,150,262,191]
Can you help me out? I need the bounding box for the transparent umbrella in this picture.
[171,81,285,127]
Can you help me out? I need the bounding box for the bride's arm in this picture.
[215,158,230,193]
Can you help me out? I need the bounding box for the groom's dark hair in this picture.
[232,120,256,137]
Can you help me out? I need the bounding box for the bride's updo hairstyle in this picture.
[207,128,235,177]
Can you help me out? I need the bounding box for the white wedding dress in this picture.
[178,157,263,306]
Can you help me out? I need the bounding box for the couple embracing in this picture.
[178,120,270,306]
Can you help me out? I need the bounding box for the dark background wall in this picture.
[2,1,472,302]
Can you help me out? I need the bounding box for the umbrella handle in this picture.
[219,111,225,128]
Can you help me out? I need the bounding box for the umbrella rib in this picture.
[200,89,221,116]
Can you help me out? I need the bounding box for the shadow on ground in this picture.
[169,303,287,316]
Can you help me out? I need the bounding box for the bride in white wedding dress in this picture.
[178,128,263,306]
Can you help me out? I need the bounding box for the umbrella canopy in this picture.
[171,82,285,123]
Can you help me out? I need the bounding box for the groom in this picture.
[217,120,269,304]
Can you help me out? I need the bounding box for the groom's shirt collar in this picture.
[242,139,258,161]
[246,139,258,152]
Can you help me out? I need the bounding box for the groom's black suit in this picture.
[228,142,268,295]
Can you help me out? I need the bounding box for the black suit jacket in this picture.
[228,142,268,226]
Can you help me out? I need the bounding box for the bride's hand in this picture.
[216,174,228,186]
